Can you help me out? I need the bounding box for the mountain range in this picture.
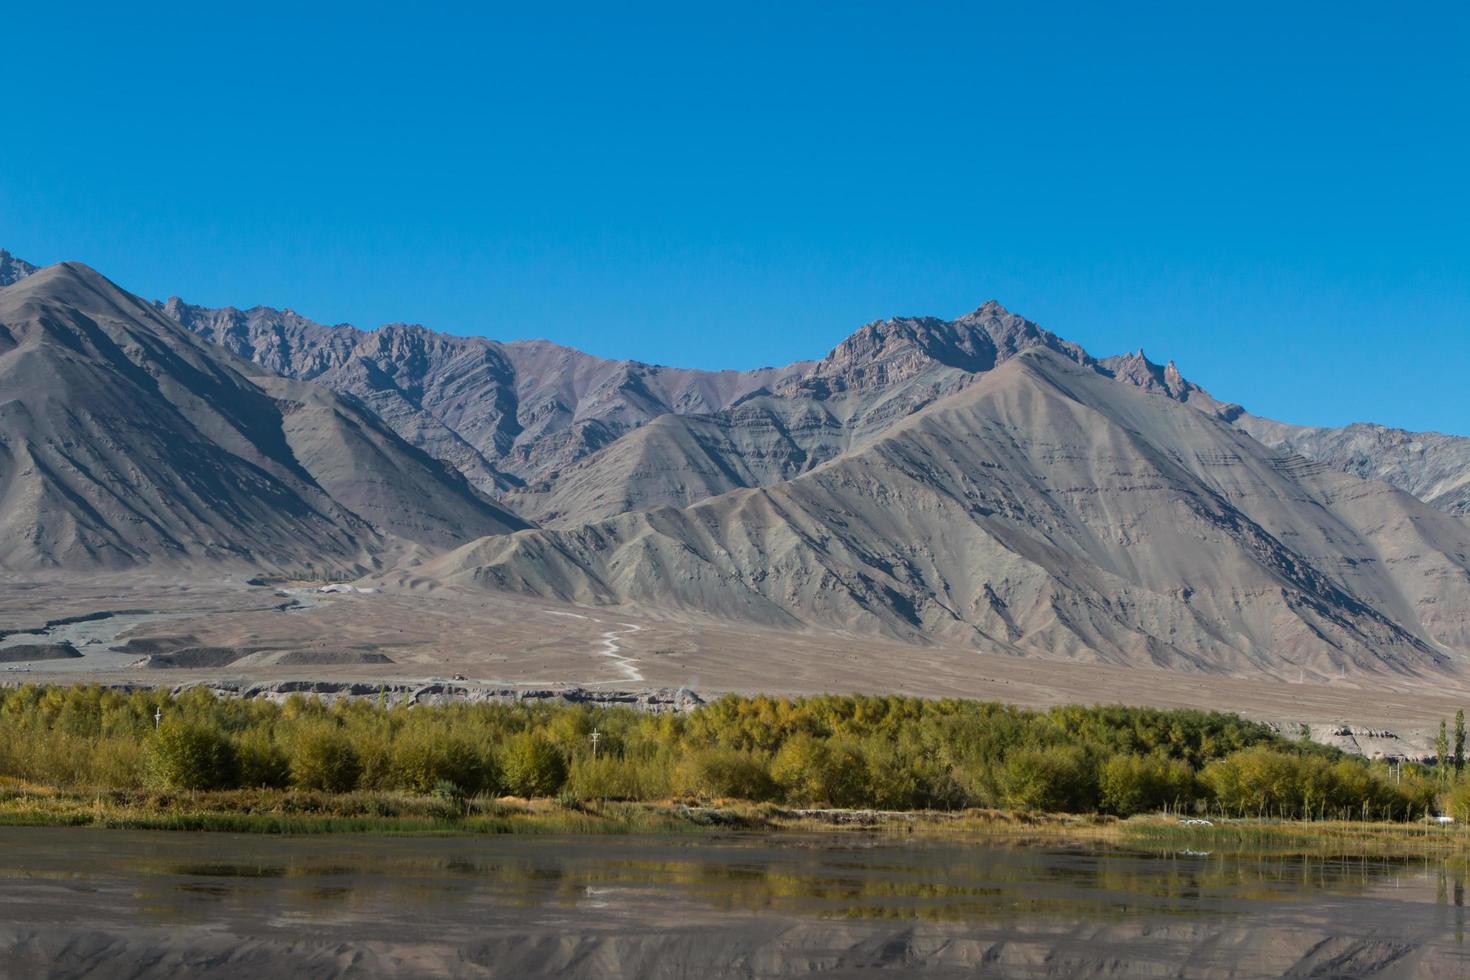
[2,247,1468,678]
[0,255,523,572]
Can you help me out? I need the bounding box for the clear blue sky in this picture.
[4,2,1466,433]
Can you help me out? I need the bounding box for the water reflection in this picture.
[4,829,1470,977]
[54,835,1470,924]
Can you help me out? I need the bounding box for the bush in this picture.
[235,730,291,789]
[290,725,362,792]
[675,747,776,801]
[146,717,237,790]
[0,685,1432,821]
[999,746,1096,812]
[566,754,672,801]
[770,735,867,807]
[390,728,490,795]
[499,733,567,797]
[1099,753,1197,815]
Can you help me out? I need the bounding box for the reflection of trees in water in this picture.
[117,841,1470,929]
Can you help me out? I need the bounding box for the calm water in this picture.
[2,827,1470,978]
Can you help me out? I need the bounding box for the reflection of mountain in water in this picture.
[3,829,1470,977]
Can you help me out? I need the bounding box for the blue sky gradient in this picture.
[4,2,1466,432]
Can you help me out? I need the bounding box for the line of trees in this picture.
[0,685,1443,819]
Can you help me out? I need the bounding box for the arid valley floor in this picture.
[5,573,1466,762]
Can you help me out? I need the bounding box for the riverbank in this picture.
[0,781,1117,837]
[4,782,1470,858]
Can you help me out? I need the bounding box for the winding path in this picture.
[595,622,644,683]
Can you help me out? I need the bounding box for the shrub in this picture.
[500,732,567,797]
[235,730,291,789]
[999,746,1096,812]
[146,717,237,791]
[1099,753,1197,815]
[675,747,776,801]
[770,735,867,807]
[566,754,672,801]
[390,728,489,795]
[290,725,362,792]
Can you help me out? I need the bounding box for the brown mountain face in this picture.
[0,263,525,572]
[1232,416,1470,516]
[507,303,1098,526]
[429,349,1470,678]
[143,270,1470,528]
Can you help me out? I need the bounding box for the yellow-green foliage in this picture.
[0,685,1429,818]
[146,717,237,790]
[499,732,567,797]
[1099,752,1197,815]
[1200,745,1430,820]
[289,723,362,792]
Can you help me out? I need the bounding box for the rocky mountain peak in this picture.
[1100,349,1244,423]
[796,303,1091,397]
[0,248,39,288]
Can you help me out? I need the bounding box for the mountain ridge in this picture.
[6,247,1470,682]
[427,347,1470,677]
[0,260,526,571]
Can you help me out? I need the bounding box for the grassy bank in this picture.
[1120,814,1470,857]
[7,781,1470,863]
[0,779,1121,838]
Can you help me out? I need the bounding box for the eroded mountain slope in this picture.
[506,303,1096,525]
[158,298,809,494]
[0,263,525,571]
[428,349,1470,678]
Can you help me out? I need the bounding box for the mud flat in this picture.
[3,827,1470,978]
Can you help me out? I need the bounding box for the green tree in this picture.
[234,730,290,789]
[1455,710,1466,780]
[769,735,868,807]
[500,732,568,797]
[999,746,1096,812]
[146,717,237,791]
[674,747,775,801]
[1438,720,1451,786]
[390,728,490,795]
[1099,753,1197,816]
[290,725,362,792]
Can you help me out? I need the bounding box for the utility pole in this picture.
[590,729,601,760]
[153,706,162,728]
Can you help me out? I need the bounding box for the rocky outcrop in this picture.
[0,248,37,288]
[1233,416,1470,515]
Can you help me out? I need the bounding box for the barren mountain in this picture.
[1102,348,1470,516]
[428,348,1470,678]
[0,263,525,571]
[1232,416,1470,515]
[0,249,37,288]
[143,261,1470,527]
[7,246,1470,681]
[157,298,809,495]
[507,303,1097,525]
